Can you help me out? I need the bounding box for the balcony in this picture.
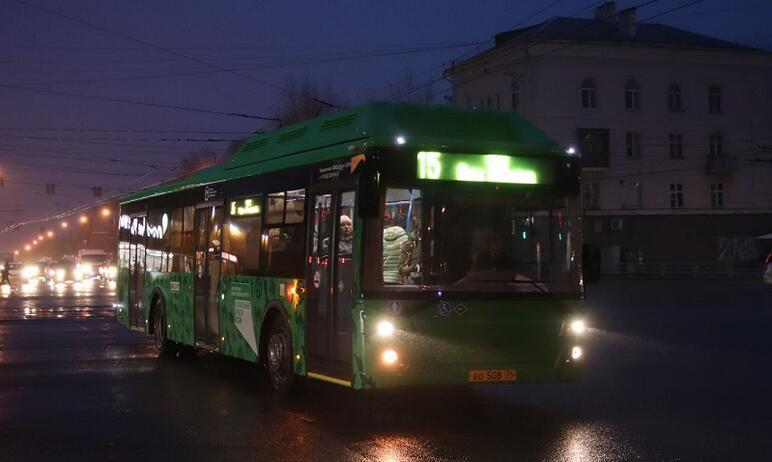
[704,155,737,175]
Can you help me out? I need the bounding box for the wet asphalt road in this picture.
[0,279,770,461]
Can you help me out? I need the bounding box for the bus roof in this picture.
[120,102,563,204]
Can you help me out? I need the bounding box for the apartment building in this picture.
[445,2,772,266]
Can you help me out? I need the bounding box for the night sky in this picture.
[1,0,770,251]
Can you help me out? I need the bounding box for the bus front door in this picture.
[128,216,146,330]
[193,204,223,348]
[306,190,356,381]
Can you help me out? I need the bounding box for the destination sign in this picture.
[416,151,554,185]
[230,198,261,216]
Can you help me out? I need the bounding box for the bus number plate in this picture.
[468,369,517,383]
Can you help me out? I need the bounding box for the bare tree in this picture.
[269,76,342,128]
[389,67,436,105]
[178,147,219,178]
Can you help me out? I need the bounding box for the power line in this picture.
[0,126,255,135]
[0,82,278,121]
[7,0,338,110]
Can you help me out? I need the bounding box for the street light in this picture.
[80,215,88,224]
[38,234,44,240]
[47,231,54,237]
[25,245,31,251]
[32,240,37,245]
[61,221,68,229]
[13,250,19,256]
[101,208,111,217]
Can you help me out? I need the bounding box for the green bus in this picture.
[117,102,593,392]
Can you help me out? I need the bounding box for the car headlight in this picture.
[81,264,93,274]
[23,266,39,279]
[108,266,118,278]
[56,269,65,281]
[569,319,586,335]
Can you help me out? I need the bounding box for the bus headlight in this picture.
[376,320,395,337]
[382,349,399,365]
[569,319,586,335]
[571,346,583,360]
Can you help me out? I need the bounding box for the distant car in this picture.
[45,261,79,284]
[77,250,109,280]
[764,252,772,284]
[22,260,48,283]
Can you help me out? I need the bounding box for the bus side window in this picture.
[262,189,306,278]
[180,206,195,273]
[223,195,262,276]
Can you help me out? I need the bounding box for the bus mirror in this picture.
[582,244,601,285]
[356,158,380,219]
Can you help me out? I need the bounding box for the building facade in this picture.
[446,2,772,266]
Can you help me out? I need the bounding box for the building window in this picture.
[576,128,610,168]
[709,133,723,156]
[670,183,684,209]
[511,81,519,112]
[710,184,724,208]
[626,132,641,158]
[582,182,600,209]
[581,78,597,108]
[669,133,683,158]
[668,83,682,112]
[625,80,640,111]
[708,85,722,113]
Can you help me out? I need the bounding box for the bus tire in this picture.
[152,297,177,357]
[265,313,295,394]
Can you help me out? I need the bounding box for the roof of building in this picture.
[120,102,563,204]
[494,16,760,52]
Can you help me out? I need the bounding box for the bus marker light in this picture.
[382,349,398,365]
[570,319,586,335]
[376,320,394,337]
[571,346,583,360]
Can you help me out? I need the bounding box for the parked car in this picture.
[764,252,772,284]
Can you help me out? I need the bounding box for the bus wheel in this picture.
[266,315,295,394]
[153,298,176,357]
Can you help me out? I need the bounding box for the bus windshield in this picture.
[377,187,581,296]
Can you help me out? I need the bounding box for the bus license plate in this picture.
[468,369,517,383]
